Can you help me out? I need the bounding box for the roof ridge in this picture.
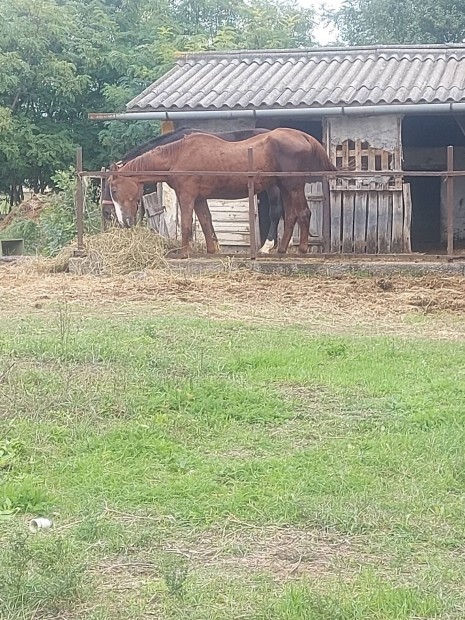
[177,43,465,60]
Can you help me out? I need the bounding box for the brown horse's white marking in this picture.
[260,238,276,254]
[107,128,336,258]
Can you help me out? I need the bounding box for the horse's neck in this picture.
[124,150,171,182]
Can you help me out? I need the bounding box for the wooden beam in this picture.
[248,147,257,260]
[446,146,454,258]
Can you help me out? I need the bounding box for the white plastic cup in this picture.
[29,517,54,533]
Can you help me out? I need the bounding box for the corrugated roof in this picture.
[127,45,465,112]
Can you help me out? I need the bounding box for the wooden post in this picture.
[74,147,85,257]
[100,167,106,232]
[322,176,331,252]
[248,147,257,260]
[446,145,454,258]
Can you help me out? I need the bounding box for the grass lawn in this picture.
[1,291,465,618]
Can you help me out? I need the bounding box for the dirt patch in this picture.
[95,521,376,583]
[171,523,359,579]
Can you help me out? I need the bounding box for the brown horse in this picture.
[102,127,284,253]
[107,128,336,258]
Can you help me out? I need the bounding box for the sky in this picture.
[296,0,342,45]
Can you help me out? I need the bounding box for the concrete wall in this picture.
[328,115,401,152]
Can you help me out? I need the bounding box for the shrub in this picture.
[0,168,101,256]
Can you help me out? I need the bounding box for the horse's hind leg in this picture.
[276,186,297,254]
[259,185,283,254]
[278,187,310,255]
[194,198,220,254]
[297,199,311,254]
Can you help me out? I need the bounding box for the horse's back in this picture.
[171,128,331,173]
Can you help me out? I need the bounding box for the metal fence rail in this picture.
[75,145,462,260]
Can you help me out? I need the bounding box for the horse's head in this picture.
[107,166,143,228]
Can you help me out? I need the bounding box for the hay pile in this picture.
[0,196,48,230]
[37,227,181,275]
[86,227,175,274]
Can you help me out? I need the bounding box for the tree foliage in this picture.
[0,0,315,205]
[332,0,465,46]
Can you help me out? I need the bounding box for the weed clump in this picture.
[0,530,89,619]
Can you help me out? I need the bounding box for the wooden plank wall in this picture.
[331,139,401,191]
[193,199,254,247]
[329,187,411,253]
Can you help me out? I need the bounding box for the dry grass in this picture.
[3,255,465,340]
[6,225,465,323]
[84,227,177,274]
[159,521,363,579]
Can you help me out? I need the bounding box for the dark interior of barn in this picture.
[402,115,465,252]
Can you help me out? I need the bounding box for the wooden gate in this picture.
[329,139,411,254]
[142,191,169,237]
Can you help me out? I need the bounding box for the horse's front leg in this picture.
[179,197,195,259]
[194,198,220,254]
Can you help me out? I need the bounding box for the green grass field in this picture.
[1,291,465,619]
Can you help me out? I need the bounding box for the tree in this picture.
[0,0,117,203]
[332,0,465,45]
[0,0,316,205]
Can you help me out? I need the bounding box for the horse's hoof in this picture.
[298,248,308,255]
[259,239,275,254]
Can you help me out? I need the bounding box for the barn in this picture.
[96,44,465,255]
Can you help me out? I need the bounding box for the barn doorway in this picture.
[255,118,323,246]
[405,176,441,250]
[402,115,465,253]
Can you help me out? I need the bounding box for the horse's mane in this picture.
[119,127,198,164]
[121,137,187,171]
[120,128,270,164]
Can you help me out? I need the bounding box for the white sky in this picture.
[296,0,342,45]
